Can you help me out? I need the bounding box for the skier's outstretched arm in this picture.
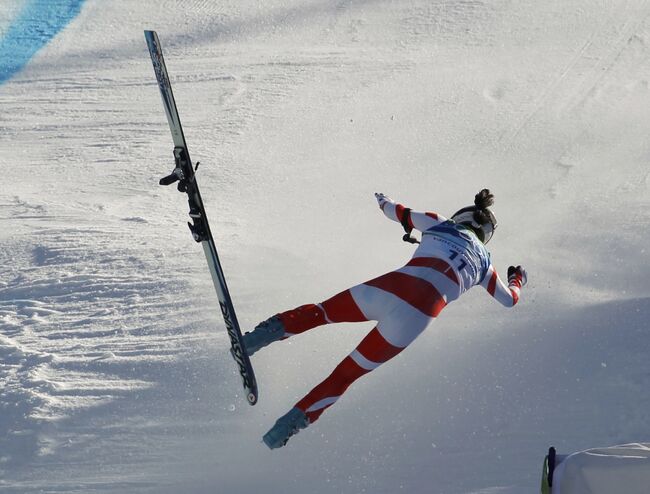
[481,265,527,307]
[375,193,446,232]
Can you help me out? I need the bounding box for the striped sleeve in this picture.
[379,200,446,232]
[480,264,521,307]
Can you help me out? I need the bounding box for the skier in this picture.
[245,189,527,449]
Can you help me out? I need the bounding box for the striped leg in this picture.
[294,268,446,423]
[294,325,407,423]
[278,288,369,337]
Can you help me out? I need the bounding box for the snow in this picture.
[0,0,649,493]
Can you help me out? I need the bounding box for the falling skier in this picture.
[245,189,527,449]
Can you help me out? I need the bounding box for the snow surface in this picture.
[0,0,649,493]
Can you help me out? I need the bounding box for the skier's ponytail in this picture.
[474,188,494,209]
[473,189,494,225]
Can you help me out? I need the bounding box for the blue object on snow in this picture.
[0,0,85,85]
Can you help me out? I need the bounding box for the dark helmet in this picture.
[451,189,497,244]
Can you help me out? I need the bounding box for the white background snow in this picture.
[1,0,649,493]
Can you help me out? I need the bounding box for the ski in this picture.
[144,30,258,406]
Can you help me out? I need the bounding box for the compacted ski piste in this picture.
[0,1,649,493]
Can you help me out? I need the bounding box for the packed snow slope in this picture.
[1,1,649,493]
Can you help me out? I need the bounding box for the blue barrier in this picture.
[0,0,85,85]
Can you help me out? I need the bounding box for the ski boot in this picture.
[243,315,286,356]
[263,407,309,449]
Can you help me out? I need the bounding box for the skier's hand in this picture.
[375,192,393,208]
[507,265,527,287]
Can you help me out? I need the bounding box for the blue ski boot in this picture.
[243,315,286,356]
[263,407,309,449]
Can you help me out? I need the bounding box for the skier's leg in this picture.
[280,288,369,336]
[294,316,427,424]
[276,269,427,337]
[263,267,449,446]
[262,324,411,448]
[263,277,444,446]
[244,287,369,356]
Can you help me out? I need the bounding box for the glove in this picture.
[507,265,527,287]
[374,192,393,208]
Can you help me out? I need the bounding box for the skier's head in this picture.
[451,189,497,244]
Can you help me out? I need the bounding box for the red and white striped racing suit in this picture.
[276,197,524,423]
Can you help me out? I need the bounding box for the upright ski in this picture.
[145,30,258,405]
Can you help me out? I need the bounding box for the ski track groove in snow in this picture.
[564,0,650,113]
[496,0,650,148]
